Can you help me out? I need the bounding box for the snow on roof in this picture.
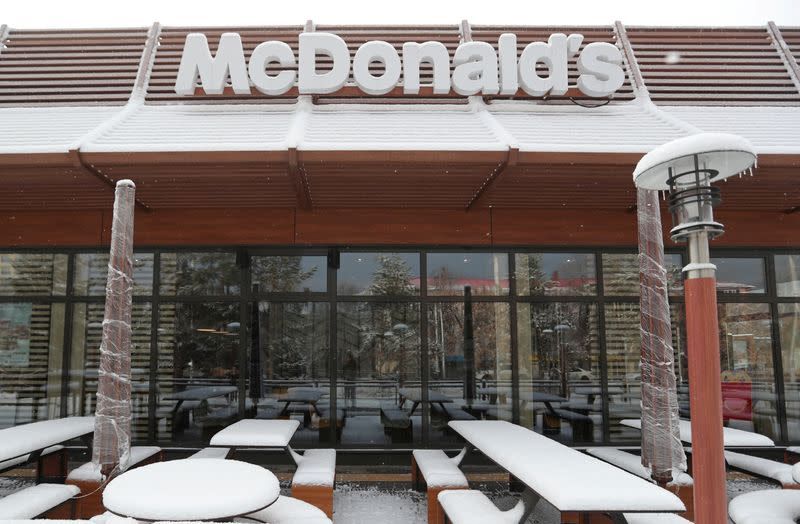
[660,106,800,154]
[1,99,799,156]
[83,104,295,153]
[298,103,506,151]
[488,100,688,153]
[0,107,119,154]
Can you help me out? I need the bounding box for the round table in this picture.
[103,459,279,521]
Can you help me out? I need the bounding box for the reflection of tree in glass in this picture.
[169,253,239,295]
[262,302,327,381]
[252,257,317,293]
[172,302,240,381]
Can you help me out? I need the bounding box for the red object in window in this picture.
[721,382,752,421]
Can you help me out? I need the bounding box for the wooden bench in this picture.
[585,448,694,521]
[438,489,525,524]
[0,483,80,518]
[411,449,469,524]
[725,450,800,489]
[622,514,692,524]
[0,444,69,483]
[729,489,800,524]
[290,447,336,518]
[245,495,332,524]
[381,404,413,443]
[66,445,163,518]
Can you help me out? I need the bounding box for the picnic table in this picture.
[620,418,775,447]
[0,416,94,467]
[103,458,279,521]
[276,388,325,422]
[449,420,685,523]
[164,386,238,411]
[398,388,452,415]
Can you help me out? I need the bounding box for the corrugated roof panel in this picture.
[489,102,688,153]
[84,104,294,152]
[660,106,800,153]
[626,26,800,106]
[0,106,120,153]
[0,28,148,106]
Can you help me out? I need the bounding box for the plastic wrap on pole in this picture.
[92,180,136,479]
[637,188,687,484]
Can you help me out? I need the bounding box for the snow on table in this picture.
[728,489,800,524]
[0,416,94,463]
[724,450,796,486]
[448,420,685,514]
[585,448,693,486]
[620,419,775,447]
[103,459,279,521]
[209,419,300,448]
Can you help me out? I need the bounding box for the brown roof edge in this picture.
[0,152,74,167]
[299,149,507,164]
[78,150,290,166]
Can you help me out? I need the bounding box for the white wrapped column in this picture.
[637,188,686,485]
[92,180,136,477]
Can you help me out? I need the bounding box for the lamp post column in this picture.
[684,232,727,524]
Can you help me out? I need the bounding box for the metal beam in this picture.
[288,147,313,210]
[465,147,518,210]
[459,19,472,43]
[131,22,161,101]
[614,21,650,100]
[767,21,800,96]
[69,149,151,211]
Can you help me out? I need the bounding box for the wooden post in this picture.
[92,180,136,478]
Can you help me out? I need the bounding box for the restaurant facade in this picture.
[0,21,798,455]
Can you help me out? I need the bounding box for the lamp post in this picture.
[633,133,756,524]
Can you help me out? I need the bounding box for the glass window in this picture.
[427,253,508,296]
[517,303,601,444]
[0,253,67,296]
[602,253,683,296]
[160,253,240,296]
[0,303,65,428]
[156,302,241,446]
[247,302,330,447]
[251,256,326,293]
[68,303,152,441]
[337,302,420,446]
[718,303,778,440]
[604,303,687,442]
[712,257,765,295]
[72,253,154,296]
[515,253,596,296]
[428,301,511,445]
[775,255,800,297]
[780,303,800,440]
[338,253,420,296]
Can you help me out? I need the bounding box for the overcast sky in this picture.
[3,0,799,28]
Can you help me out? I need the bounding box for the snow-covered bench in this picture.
[0,483,80,518]
[289,448,336,518]
[785,446,800,464]
[586,448,694,520]
[622,514,692,524]
[244,495,332,524]
[724,450,800,488]
[188,446,231,459]
[729,489,800,524]
[66,445,163,518]
[411,449,469,524]
[437,490,524,524]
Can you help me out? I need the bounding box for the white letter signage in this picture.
[174,31,625,99]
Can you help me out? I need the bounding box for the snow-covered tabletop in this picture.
[209,419,300,448]
[620,419,775,447]
[103,459,279,521]
[0,416,94,463]
[448,420,685,514]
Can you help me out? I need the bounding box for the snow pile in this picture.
[728,488,800,524]
[333,485,426,524]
